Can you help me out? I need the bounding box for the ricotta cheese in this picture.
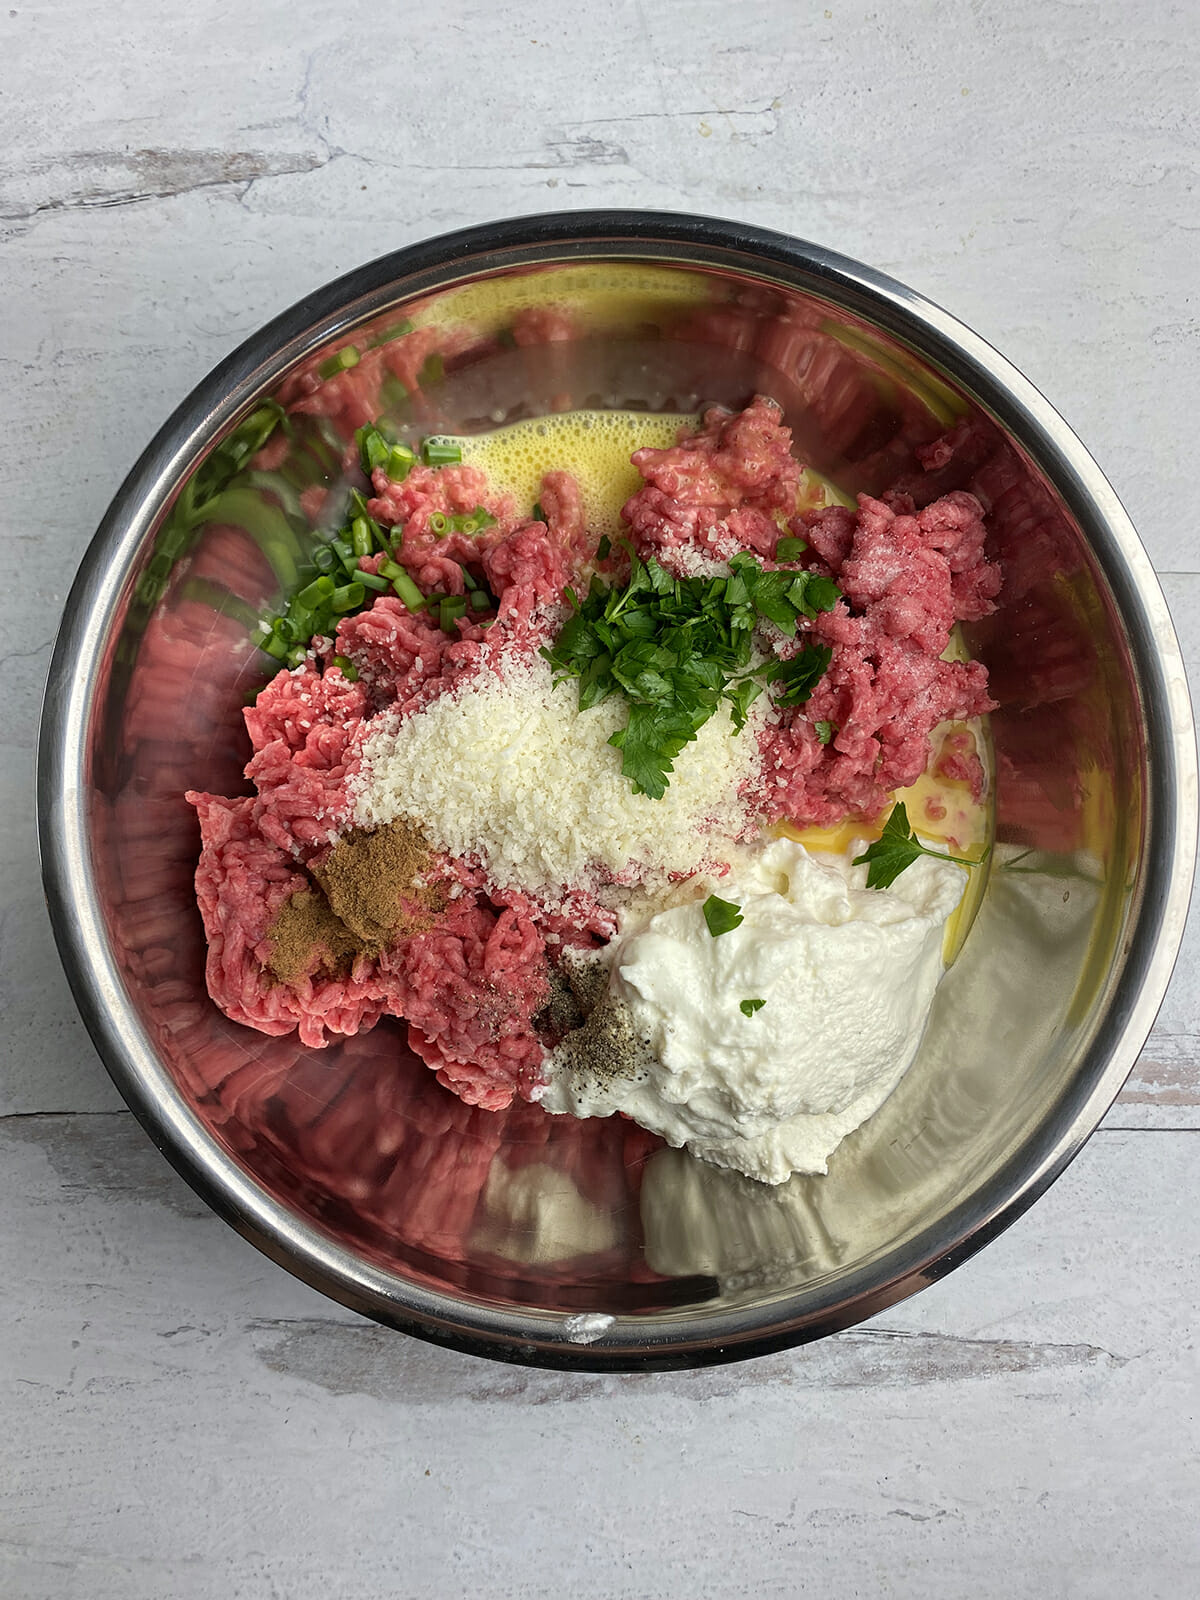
[536,838,965,1183]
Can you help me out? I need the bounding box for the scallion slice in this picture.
[317,346,360,380]
[356,423,391,475]
[367,318,414,348]
[389,570,426,612]
[330,582,365,613]
[422,438,461,467]
[297,574,334,609]
[351,517,374,558]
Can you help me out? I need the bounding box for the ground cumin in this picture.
[266,888,364,984]
[315,817,442,944]
[265,819,441,985]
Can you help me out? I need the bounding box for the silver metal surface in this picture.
[37,212,1197,1369]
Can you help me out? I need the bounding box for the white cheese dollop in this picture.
[537,838,966,1184]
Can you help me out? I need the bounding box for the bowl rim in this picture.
[37,209,1198,1370]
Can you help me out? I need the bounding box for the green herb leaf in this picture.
[852,801,988,890]
[774,535,807,562]
[541,548,841,796]
[773,644,833,707]
[703,894,744,937]
[739,997,766,1017]
[814,719,835,745]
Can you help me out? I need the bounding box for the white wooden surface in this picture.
[3,3,1198,1595]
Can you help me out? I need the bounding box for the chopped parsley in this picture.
[542,546,840,798]
[739,997,766,1017]
[853,801,988,890]
[774,535,808,562]
[703,894,744,937]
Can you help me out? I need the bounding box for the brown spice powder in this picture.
[314,817,441,944]
[267,888,365,985]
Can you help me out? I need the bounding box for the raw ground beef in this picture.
[189,397,1002,1111]
[623,394,802,567]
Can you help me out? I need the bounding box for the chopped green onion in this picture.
[330,537,356,568]
[331,582,365,613]
[286,644,308,667]
[157,524,190,560]
[351,517,374,558]
[387,443,416,481]
[273,616,298,645]
[460,566,479,591]
[297,575,334,609]
[739,997,766,1017]
[389,570,427,611]
[260,630,289,660]
[419,353,444,387]
[439,595,468,632]
[356,423,392,475]
[356,567,389,592]
[532,501,545,523]
[367,317,414,348]
[775,535,808,562]
[428,512,451,537]
[378,374,410,412]
[451,506,496,536]
[331,654,360,681]
[317,346,360,380]
[596,534,611,561]
[312,545,336,573]
[377,557,405,582]
[422,437,461,467]
[469,589,491,612]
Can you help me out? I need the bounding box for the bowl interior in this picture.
[50,227,1178,1364]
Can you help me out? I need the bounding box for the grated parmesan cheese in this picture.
[350,648,765,904]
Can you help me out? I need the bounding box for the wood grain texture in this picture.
[2,1113,1198,1598]
[2,0,1198,1594]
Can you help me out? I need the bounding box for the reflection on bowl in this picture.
[39,213,1195,1368]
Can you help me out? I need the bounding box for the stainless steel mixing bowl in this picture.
[38,212,1196,1369]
